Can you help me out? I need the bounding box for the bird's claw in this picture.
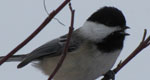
[102,70,115,80]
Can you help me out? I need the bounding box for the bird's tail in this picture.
[0,54,27,62]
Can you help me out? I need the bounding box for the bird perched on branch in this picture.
[0,6,129,80]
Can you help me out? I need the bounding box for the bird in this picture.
[0,6,129,80]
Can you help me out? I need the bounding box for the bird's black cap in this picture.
[87,6,126,27]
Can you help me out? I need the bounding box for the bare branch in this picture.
[113,29,150,74]
[142,29,147,42]
[48,2,75,80]
[146,41,150,47]
[102,29,150,80]
[0,0,70,65]
[145,36,150,47]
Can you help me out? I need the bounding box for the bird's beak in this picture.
[122,26,130,30]
[120,26,130,36]
[121,32,130,36]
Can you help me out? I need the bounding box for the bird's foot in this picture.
[101,70,115,80]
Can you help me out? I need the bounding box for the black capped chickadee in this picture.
[0,6,129,80]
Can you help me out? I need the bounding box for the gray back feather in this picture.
[17,29,84,68]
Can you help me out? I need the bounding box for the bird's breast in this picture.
[34,43,121,80]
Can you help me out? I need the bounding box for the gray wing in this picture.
[17,30,83,68]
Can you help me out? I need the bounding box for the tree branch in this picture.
[0,0,70,65]
[48,2,75,80]
[102,29,150,80]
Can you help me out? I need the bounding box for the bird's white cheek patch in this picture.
[79,21,120,42]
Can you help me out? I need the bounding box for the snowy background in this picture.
[0,0,150,80]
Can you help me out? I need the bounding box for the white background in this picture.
[0,0,150,80]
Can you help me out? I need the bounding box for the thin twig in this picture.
[48,3,75,80]
[43,0,49,15]
[145,36,150,47]
[43,0,65,26]
[54,18,66,26]
[0,0,70,65]
[146,41,150,47]
[102,29,150,80]
[142,29,147,42]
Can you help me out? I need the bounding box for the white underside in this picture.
[34,43,121,80]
